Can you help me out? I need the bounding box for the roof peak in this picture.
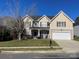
[58,10,65,14]
[50,10,74,23]
[60,10,64,12]
[25,14,29,17]
[42,15,47,17]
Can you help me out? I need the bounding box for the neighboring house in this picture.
[74,25,79,37]
[23,10,74,40]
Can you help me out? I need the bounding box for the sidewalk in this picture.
[0,46,62,54]
[1,50,64,54]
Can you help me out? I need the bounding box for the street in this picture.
[0,53,79,59]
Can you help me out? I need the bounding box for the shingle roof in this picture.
[48,16,54,19]
[51,10,74,23]
[31,16,54,20]
[31,16,41,20]
[23,15,54,21]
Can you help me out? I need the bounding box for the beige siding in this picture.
[39,16,50,27]
[24,16,33,27]
[50,13,73,29]
[23,16,33,35]
[49,12,74,39]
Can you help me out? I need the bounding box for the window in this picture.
[40,22,50,27]
[57,21,66,27]
[40,22,42,27]
[29,22,31,26]
[62,22,66,27]
[47,22,50,26]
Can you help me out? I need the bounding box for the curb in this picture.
[1,50,64,54]
[0,46,62,54]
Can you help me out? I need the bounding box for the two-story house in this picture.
[23,10,74,40]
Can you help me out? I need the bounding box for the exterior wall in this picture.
[23,16,33,35]
[49,13,74,39]
[39,16,50,27]
[50,13,73,29]
[32,21,39,27]
[24,16,33,27]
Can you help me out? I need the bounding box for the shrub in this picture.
[0,26,12,41]
[74,35,79,40]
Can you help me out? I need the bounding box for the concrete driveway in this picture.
[55,40,79,53]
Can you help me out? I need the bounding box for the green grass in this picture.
[0,39,58,47]
[0,48,62,51]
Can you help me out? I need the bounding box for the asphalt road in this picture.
[0,53,79,59]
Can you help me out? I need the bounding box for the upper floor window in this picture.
[47,22,50,27]
[57,21,66,27]
[29,22,31,26]
[40,22,42,27]
[40,22,50,27]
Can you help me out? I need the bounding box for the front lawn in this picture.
[0,39,58,47]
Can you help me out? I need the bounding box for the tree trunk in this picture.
[18,32,21,40]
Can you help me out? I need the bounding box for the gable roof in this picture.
[31,16,54,21]
[23,15,33,22]
[37,15,50,21]
[23,14,54,21]
[31,16,41,20]
[51,10,74,23]
[48,16,54,19]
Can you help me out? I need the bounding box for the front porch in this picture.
[31,30,49,39]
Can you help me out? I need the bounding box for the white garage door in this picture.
[52,32,71,40]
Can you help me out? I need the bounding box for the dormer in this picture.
[38,15,50,27]
[23,15,33,28]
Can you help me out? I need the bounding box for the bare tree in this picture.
[4,0,25,40]
[26,3,37,16]
[4,0,37,40]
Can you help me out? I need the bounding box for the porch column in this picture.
[38,29,40,37]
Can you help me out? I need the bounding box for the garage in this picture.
[52,32,71,40]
